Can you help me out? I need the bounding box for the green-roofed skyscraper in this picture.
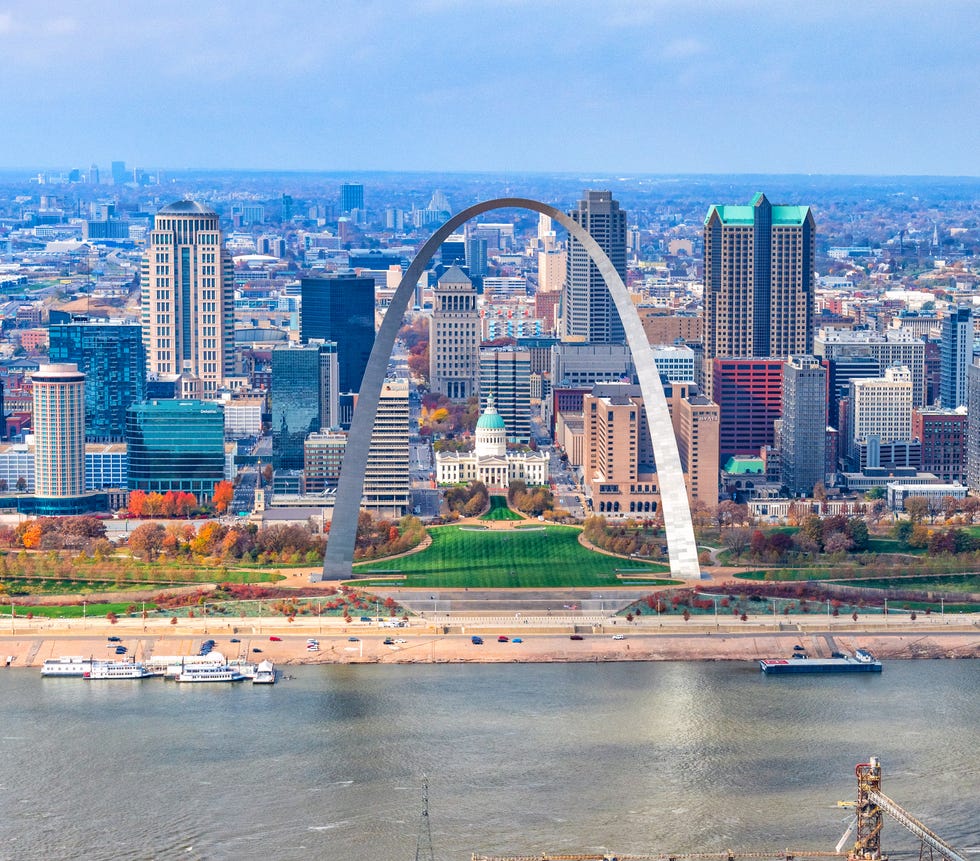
[703,192,815,398]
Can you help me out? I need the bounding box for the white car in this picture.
[393,638,407,644]
[612,634,625,640]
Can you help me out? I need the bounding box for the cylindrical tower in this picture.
[32,363,86,498]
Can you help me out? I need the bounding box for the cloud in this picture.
[662,37,707,60]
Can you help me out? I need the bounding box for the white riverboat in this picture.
[252,660,276,685]
[174,664,247,683]
[85,661,152,680]
[41,657,93,677]
[154,652,228,679]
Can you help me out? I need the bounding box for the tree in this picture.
[128,522,166,560]
[903,496,929,523]
[212,481,234,514]
[723,527,752,562]
[128,489,148,518]
[19,521,43,549]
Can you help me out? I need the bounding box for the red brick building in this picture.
[713,358,783,462]
[912,408,967,485]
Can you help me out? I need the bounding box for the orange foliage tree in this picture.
[212,481,234,514]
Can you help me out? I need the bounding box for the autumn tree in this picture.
[128,489,148,518]
[212,481,234,514]
[128,522,166,560]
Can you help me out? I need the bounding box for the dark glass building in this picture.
[271,341,339,470]
[48,321,146,441]
[126,400,225,496]
[300,275,375,395]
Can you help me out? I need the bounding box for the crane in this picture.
[848,757,967,861]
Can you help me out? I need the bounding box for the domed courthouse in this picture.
[435,398,549,489]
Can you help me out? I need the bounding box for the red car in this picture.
[269,636,282,642]
[497,635,509,642]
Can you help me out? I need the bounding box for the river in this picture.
[0,660,976,860]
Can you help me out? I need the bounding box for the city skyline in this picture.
[1,0,978,176]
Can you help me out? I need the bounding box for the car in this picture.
[393,638,406,644]
[359,616,372,622]
[497,635,509,642]
[791,653,808,660]
[570,634,584,641]
[251,648,262,653]
[383,637,395,645]
[115,646,128,654]
[348,637,359,642]
[471,636,484,645]
[107,636,122,643]
[512,638,523,644]
[306,644,319,651]
[612,634,625,640]
[269,636,282,642]
[793,644,805,651]
[230,638,241,643]
[831,651,845,659]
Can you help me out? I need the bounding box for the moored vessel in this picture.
[760,651,882,674]
[85,661,152,680]
[174,664,246,683]
[41,657,93,677]
[252,660,276,684]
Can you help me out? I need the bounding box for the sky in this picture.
[2,0,978,175]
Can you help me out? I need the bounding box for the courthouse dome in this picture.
[157,199,216,215]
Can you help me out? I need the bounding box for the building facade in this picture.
[781,355,828,496]
[713,358,783,462]
[479,348,531,443]
[703,193,814,397]
[848,366,913,461]
[435,398,548,489]
[362,378,409,517]
[940,306,973,409]
[300,275,375,396]
[141,200,235,393]
[126,400,225,496]
[48,320,146,442]
[913,407,967,485]
[560,190,626,344]
[429,265,480,401]
[270,341,339,470]
[32,363,86,500]
[304,431,348,494]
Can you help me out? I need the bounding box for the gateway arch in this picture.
[319,197,702,581]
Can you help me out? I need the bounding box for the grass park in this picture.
[480,495,525,521]
[354,523,676,588]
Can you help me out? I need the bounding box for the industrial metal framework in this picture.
[319,197,702,582]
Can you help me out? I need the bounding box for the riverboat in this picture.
[41,657,93,677]
[174,664,246,683]
[155,652,228,678]
[252,660,276,685]
[84,661,152,680]
[760,650,882,674]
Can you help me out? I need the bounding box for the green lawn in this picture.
[480,496,524,521]
[851,573,980,594]
[9,602,159,619]
[354,524,672,587]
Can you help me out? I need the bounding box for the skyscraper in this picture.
[362,378,409,517]
[32,364,86,501]
[270,341,340,471]
[479,348,531,443]
[300,275,375,396]
[126,400,225,496]
[430,266,480,401]
[560,190,626,344]
[48,321,146,441]
[703,193,815,397]
[940,306,973,409]
[141,200,235,393]
[340,182,364,214]
[781,355,827,496]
